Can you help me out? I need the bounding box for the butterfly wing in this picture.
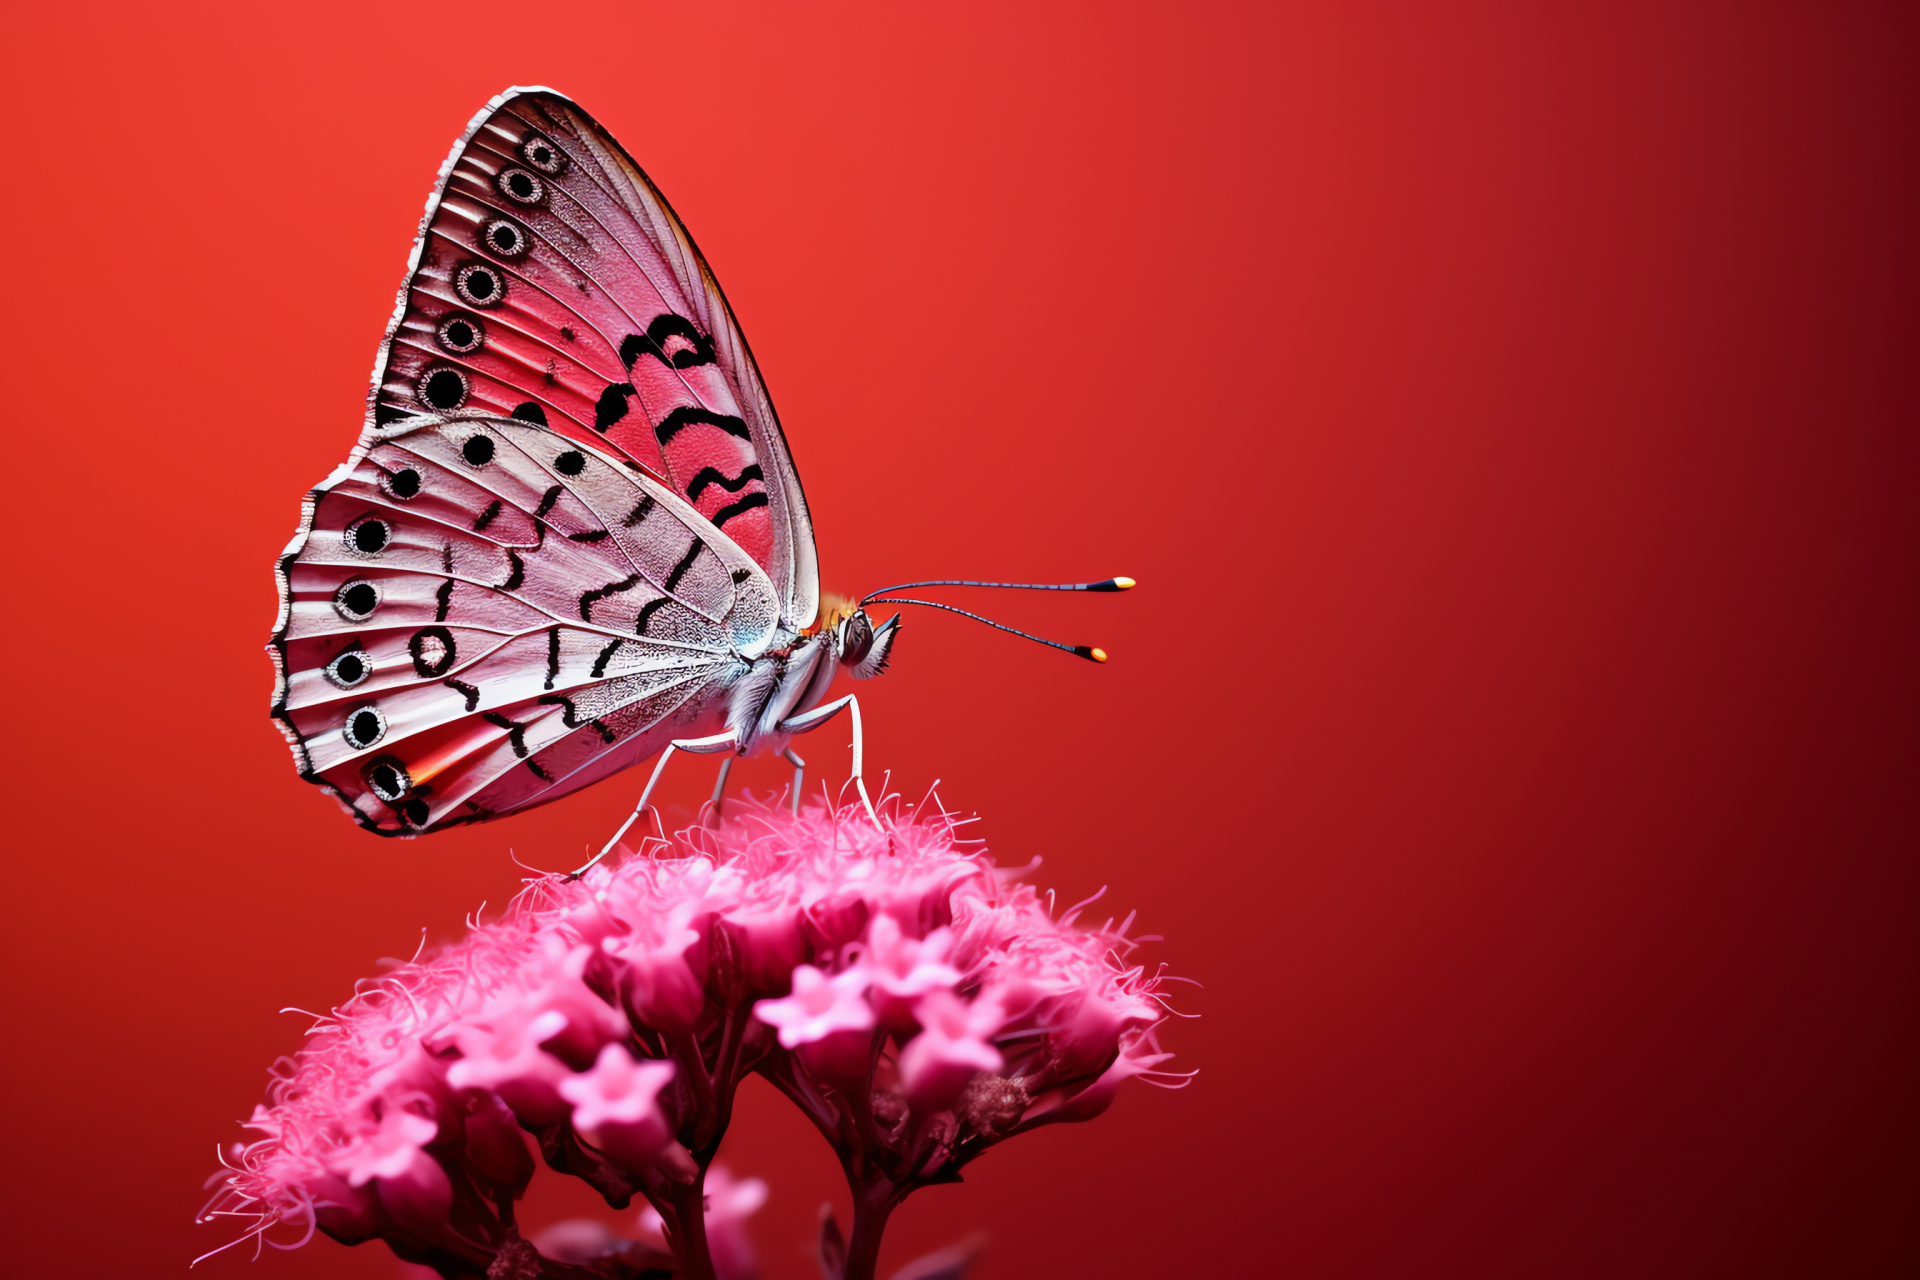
[270,414,780,835]
[368,86,818,632]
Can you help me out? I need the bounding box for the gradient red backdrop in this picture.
[1,3,1914,1276]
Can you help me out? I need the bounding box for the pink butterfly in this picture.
[271,87,1130,866]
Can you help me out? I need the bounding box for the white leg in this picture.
[780,747,806,817]
[571,729,739,878]
[776,695,880,829]
[707,755,735,826]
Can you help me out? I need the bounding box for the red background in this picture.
[2,3,1914,1276]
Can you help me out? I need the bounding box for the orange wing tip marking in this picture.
[1073,645,1109,663]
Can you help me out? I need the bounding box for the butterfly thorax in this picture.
[726,630,840,755]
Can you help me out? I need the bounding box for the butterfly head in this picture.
[837,608,900,679]
[809,594,900,679]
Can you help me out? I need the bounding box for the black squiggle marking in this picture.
[622,496,655,527]
[526,758,552,781]
[596,382,634,429]
[566,529,609,543]
[664,541,704,594]
[635,597,671,636]
[537,693,583,726]
[544,626,560,690]
[500,550,525,592]
[441,543,454,573]
[473,499,503,532]
[482,711,531,758]
[686,464,764,501]
[445,678,480,711]
[713,492,770,528]
[591,638,623,677]
[534,694,618,743]
[579,573,642,622]
[435,579,454,622]
[619,315,716,370]
[655,406,750,447]
[535,485,563,519]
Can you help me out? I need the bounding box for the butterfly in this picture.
[270,87,1131,865]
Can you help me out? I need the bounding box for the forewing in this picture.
[369,87,818,630]
[271,415,779,834]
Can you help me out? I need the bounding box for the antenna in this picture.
[861,591,1134,663]
[861,576,1134,602]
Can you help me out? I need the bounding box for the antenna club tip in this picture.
[1090,647,1109,663]
[1088,577,1137,592]
[1113,576,1137,590]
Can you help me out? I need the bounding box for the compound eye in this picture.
[482,218,529,259]
[324,648,371,688]
[496,167,544,204]
[437,315,484,354]
[454,263,505,308]
[840,611,875,665]
[520,133,567,175]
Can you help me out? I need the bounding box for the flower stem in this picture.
[842,1178,898,1280]
[666,1163,717,1280]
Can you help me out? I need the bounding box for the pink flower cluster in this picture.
[200,796,1180,1280]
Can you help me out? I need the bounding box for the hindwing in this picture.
[270,415,777,834]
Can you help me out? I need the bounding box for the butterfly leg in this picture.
[706,755,735,826]
[570,729,740,879]
[776,695,881,830]
[780,747,806,817]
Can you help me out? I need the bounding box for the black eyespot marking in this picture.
[497,167,543,204]
[510,402,548,425]
[324,648,370,688]
[455,263,504,307]
[385,468,422,499]
[482,217,529,259]
[521,132,567,175]
[335,580,380,621]
[437,316,483,354]
[346,517,391,555]
[365,757,411,802]
[554,449,586,476]
[343,705,387,751]
[408,625,457,678]
[462,434,496,466]
[400,797,431,827]
[419,367,469,410]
